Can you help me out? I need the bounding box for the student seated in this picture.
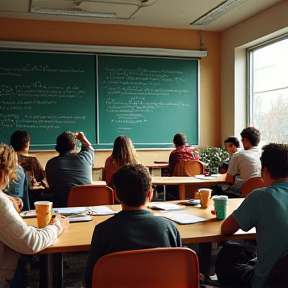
[219,143,288,287]
[103,135,138,187]
[0,143,69,287]
[224,136,241,156]
[4,153,30,211]
[224,127,261,197]
[85,164,182,288]
[219,136,241,174]
[45,131,94,207]
[169,133,199,176]
[10,130,46,187]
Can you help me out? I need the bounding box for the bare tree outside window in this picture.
[250,37,288,145]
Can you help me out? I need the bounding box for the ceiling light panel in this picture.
[190,0,248,26]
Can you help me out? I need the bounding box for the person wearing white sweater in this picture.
[0,143,69,287]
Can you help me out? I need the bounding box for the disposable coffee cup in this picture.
[34,201,53,228]
[198,188,212,208]
[212,195,228,220]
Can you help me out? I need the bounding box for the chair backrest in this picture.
[240,176,266,197]
[267,252,288,287]
[92,247,200,288]
[67,185,114,207]
[172,160,204,176]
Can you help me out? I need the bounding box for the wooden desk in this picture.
[152,174,227,200]
[24,198,253,252]
[24,199,254,287]
[147,163,169,169]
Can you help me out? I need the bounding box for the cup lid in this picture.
[198,188,212,192]
[212,195,228,200]
[34,201,53,205]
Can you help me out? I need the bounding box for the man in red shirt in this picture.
[169,133,200,175]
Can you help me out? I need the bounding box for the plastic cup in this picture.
[212,195,228,220]
[34,201,53,228]
[198,188,212,208]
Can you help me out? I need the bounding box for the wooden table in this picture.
[24,198,254,249]
[92,174,226,201]
[152,174,227,200]
[25,198,253,288]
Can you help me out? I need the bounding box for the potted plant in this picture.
[199,147,229,174]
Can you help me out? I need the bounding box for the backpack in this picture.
[215,241,256,286]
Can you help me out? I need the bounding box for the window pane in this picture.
[250,37,288,144]
[253,89,288,143]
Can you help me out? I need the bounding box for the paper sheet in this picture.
[155,212,208,224]
[88,206,116,215]
[148,202,185,211]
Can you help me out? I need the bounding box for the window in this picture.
[248,36,288,144]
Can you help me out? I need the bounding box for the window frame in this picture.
[247,33,288,131]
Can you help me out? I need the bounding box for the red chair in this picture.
[92,247,200,288]
[67,185,114,207]
[240,177,266,198]
[172,160,204,176]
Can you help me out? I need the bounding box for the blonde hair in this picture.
[0,143,17,182]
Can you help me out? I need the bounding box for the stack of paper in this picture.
[148,202,185,211]
[52,207,88,215]
[68,214,92,223]
[87,206,116,215]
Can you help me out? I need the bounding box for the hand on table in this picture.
[49,215,69,235]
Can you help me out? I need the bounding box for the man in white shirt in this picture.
[225,127,261,196]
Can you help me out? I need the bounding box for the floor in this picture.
[26,252,88,288]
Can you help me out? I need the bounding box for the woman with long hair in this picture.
[103,136,138,187]
[0,143,68,287]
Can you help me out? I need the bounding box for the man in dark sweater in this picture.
[45,131,94,207]
[85,164,182,288]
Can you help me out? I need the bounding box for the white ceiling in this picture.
[0,0,283,31]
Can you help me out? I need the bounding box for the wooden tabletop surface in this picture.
[151,174,227,185]
[24,198,255,254]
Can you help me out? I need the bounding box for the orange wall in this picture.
[0,18,221,167]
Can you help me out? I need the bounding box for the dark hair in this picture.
[240,127,261,146]
[112,164,151,207]
[10,130,30,152]
[173,133,188,147]
[55,132,77,154]
[112,136,137,170]
[224,136,240,148]
[261,143,288,179]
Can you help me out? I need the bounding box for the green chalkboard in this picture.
[97,55,198,148]
[0,51,96,150]
[0,49,199,150]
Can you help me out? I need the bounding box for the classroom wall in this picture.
[221,1,288,142]
[0,18,221,167]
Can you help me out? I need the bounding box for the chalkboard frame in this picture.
[0,41,206,150]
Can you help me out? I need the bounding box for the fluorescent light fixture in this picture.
[30,6,116,18]
[190,0,248,26]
